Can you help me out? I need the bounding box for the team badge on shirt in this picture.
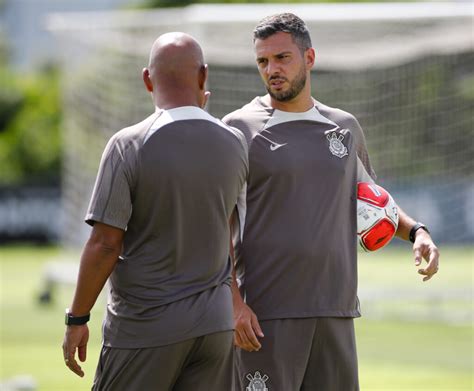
[246,371,269,391]
[326,131,348,158]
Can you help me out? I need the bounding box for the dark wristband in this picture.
[409,222,430,243]
[65,308,90,326]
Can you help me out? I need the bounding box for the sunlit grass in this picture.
[0,245,472,390]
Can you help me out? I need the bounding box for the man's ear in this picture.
[142,68,153,92]
[198,64,208,90]
[305,48,315,70]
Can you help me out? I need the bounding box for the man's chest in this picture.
[247,121,354,185]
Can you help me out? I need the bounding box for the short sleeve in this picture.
[357,156,375,183]
[352,121,377,181]
[85,136,133,230]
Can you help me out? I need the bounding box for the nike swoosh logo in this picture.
[255,133,288,151]
[270,143,287,151]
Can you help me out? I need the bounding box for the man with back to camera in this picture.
[61,32,248,390]
[223,13,440,390]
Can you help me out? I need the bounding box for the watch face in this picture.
[65,313,74,325]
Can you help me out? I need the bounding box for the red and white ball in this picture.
[357,182,399,252]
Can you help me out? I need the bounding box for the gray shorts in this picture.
[235,318,359,391]
[92,330,234,391]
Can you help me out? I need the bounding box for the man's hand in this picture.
[62,325,89,377]
[234,300,264,352]
[413,229,440,282]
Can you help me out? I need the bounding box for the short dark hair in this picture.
[253,13,312,54]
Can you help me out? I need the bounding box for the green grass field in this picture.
[0,245,472,390]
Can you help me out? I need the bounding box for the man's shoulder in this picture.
[110,113,156,145]
[119,113,157,138]
[314,100,361,130]
[223,97,268,123]
[222,97,270,141]
[103,113,157,160]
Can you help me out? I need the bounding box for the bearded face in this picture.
[265,63,307,102]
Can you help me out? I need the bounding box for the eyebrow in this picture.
[256,51,293,62]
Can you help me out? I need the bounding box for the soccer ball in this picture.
[357,182,399,252]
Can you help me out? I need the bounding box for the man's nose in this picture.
[266,61,281,77]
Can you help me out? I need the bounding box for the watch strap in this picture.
[409,222,430,243]
[65,308,90,326]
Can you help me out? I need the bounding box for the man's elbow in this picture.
[87,222,125,256]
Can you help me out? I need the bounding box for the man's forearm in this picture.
[69,230,122,316]
[230,240,245,307]
[395,207,417,241]
[229,209,244,306]
[231,268,245,307]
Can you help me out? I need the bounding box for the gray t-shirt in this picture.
[223,97,375,321]
[86,106,248,348]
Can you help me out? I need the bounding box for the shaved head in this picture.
[143,32,208,109]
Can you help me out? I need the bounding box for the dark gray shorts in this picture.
[235,318,359,391]
[92,330,234,391]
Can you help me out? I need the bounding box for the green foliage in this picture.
[0,66,61,186]
[140,0,381,8]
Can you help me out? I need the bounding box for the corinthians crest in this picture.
[326,131,348,158]
[246,371,269,391]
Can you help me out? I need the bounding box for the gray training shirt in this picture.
[86,106,248,348]
[223,97,375,321]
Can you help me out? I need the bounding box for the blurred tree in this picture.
[142,0,192,6]
[141,0,347,7]
[0,65,61,185]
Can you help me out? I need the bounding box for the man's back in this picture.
[87,106,248,348]
[64,33,249,390]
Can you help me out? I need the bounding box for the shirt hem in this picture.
[84,213,127,230]
[255,310,361,321]
[102,323,234,349]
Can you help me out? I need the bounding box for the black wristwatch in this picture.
[409,222,430,243]
[65,308,90,326]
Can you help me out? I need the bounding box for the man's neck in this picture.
[154,90,201,111]
[262,93,314,113]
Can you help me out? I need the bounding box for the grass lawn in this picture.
[357,245,473,390]
[0,245,472,390]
